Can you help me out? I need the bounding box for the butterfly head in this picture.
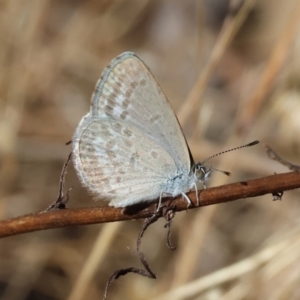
[193,163,212,187]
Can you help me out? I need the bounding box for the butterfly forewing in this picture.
[91,52,191,172]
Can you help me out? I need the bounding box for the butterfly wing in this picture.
[72,52,192,207]
[73,117,177,207]
[91,52,191,172]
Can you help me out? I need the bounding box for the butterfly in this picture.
[72,52,258,208]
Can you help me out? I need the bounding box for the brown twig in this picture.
[46,152,72,211]
[103,211,160,300]
[0,172,299,239]
[103,204,177,300]
[163,206,177,250]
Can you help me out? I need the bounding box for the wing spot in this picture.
[125,90,132,98]
[129,82,138,90]
[151,151,158,159]
[105,105,113,112]
[91,171,104,177]
[120,111,129,120]
[121,99,130,109]
[111,123,122,132]
[130,152,140,165]
[106,150,117,159]
[140,79,146,86]
[123,128,133,137]
[100,128,110,137]
[82,145,94,154]
[107,93,119,103]
[106,140,116,149]
[101,178,110,185]
[115,80,122,88]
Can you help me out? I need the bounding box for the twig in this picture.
[103,204,177,300]
[46,152,72,211]
[103,211,160,300]
[163,206,177,250]
[0,172,299,239]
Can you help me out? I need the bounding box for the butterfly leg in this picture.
[157,191,164,212]
[181,192,191,208]
[157,191,174,211]
[194,183,199,206]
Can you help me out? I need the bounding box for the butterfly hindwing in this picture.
[73,117,177,206]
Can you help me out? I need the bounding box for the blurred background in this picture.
[1,0,300,299]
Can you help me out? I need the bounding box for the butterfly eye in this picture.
[194,164,210,182]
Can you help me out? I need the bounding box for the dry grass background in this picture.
[1,0,300,299]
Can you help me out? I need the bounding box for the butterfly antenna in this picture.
[210,166,231,177]
[203,140,259,164]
